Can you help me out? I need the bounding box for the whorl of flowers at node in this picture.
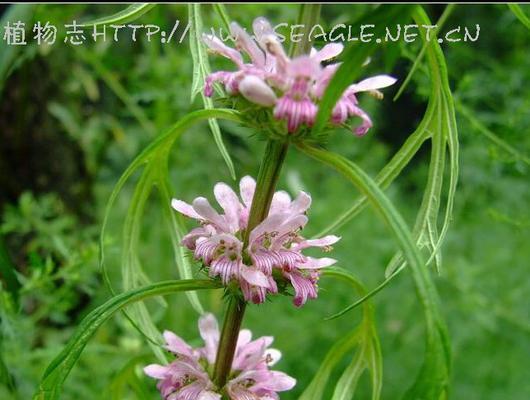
[203,17,397,135]
[172,176,340,307]
[144,313,296,399]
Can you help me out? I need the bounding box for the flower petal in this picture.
[143,364,168,379]
[192,197,229,231]
[202,33,243,67]
[214,182,242,232]
[178,380,213,400]
[279,214,308,234]
[198,313,220,364]
[313,63,340,99]
[350,105,373,136]
[240,278,269,304]
[237,329,253,349]
[230,22,265,67]
[233,336,273,371]
[210,256,241,285]
[270,190,292,214]
[250,212,289,244]
[260,371,297,391]
[287,271,318,307]
[252,17,288,68]
[298,257,337,269]
[239,75,278,107]
[252,17,275,42]
[351,75,397,92]
[239,175,256,208]
[163,330,195,358]
[312,43,344,62]
[289,191,312,214]
[182,226,214,250]
[265,348,282,366]
[291,235,341,251]
[287,55,320,78]
[198,391,222,400]
[172,199,202,220]
[240,266,270,287]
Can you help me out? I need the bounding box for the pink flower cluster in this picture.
[172,176,340,306]
[203,17,396,135]
[145,313,295,399]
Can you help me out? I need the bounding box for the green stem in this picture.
[212,138,289,390]
[243,139,290,247]
[213,294,246,389]
[289,4,322,57]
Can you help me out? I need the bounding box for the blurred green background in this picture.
[0,3,529,399]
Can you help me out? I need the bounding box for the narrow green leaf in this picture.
[385,7,459,277]
[189,4,212,102]
[325,264,406,321]
[318,6,459,282]
[419,7,459,278]
[81,4,157,27]
[120,161,167,361]
[157,163,205,314]
[212,4,231,33]
[34,279,221,400]
[299,330,359,400]
[394,4,455,101]
[333,348,366,400]
[296,143,426,297]
[311,5,413,134]
[318,18,458,398]
[99,108,242,294]
[188,4,236,179]
[386,97,447,276]
[301,268,381,400]
[314,102,434,237]
[297,143,451,400]
[326,269,382,400]
[98,109,241,353]
[508,4,530,30]
[365,331,383,400]
[289,4,322,57]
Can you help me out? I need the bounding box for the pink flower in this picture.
[203,17,397,135]
[330,75,398,136]
[144,313,296,399]
[172,176,340,306]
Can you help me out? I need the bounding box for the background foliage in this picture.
[0,3,529,399]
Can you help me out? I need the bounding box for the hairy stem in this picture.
[213,294,246,389]
[243,139,290,247]
[213,138,289,390]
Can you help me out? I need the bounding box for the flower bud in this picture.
[239,75,277,107]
